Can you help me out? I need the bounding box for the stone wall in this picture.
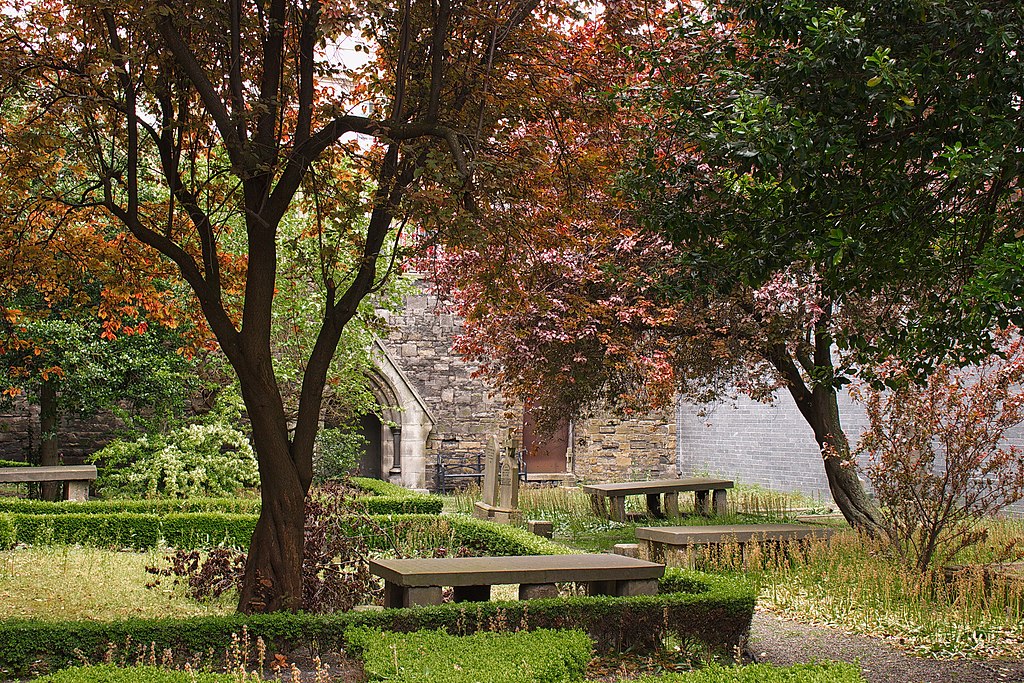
[0,400,122,465]
[381,283,517,490]
[571,411,677,483]
[676,389,1024,514]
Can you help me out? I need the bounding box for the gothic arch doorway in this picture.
[356,339,435,490]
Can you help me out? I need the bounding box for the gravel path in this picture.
[748,611,1024,683]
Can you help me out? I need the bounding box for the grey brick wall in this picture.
[676,389,1024,514]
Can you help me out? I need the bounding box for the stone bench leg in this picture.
[664,492,680,518]
[590,494,608,518]
[695,490,710,515]
[519,583,558,600]
[645,493,664,518]
[614,578,658,597]
[66,481,89,502]
[712,489,728,515]
[608,495,627,522]
[383,580,405,608]
[586,580,616,596]
[385,582,443,608]
[405,586,443,607]
[453,585,491,603]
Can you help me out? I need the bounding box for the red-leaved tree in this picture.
[854,331,1024,571]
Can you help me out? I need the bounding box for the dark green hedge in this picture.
[7,511,570,554]
[0,512,14,549]
[637,662,865,682]
[8,513,257,549]
[348,627,592,683]
[0,498,261,516]
[0,570,754,677]
[0,481,442,516]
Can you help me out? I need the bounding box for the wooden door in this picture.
[522,407,568,473]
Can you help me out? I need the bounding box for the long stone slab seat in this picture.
[636,523,836,564]
[582,477,734,521]
[369,553,665,608]
[0,465,97,501]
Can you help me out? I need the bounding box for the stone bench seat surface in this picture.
[635,523,836,545]
[582,478,734,496]
[0,465,98,483]
[369,553,665,587]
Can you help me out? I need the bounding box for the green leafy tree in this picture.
[1,0,570,611]
[1,292,196,499]
[436,0,1024,532]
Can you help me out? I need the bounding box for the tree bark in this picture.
[766,332,882,534]
[236,393,310,613]
[811,390,882,533]
[37,380,61,501]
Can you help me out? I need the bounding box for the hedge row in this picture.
[7,512,256,549]
[28,658,863,683]
[638,663,865,683]
[0,569,755,676]
[348,627,592,683]
[0,498,261,516]
[0,459,31,468]
[36,666,232,683]
[5,511,570,554]
[0,479,443,516]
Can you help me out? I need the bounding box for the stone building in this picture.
[358,281,678,491]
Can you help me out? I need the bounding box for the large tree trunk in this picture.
[810,388,882,533]
[236,395,311,613]
[37,380,61,501]
[766,327,882,534]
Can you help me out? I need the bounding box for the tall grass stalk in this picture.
[676,520,1024,659]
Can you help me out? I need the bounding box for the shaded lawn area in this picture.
[0,546,235,621]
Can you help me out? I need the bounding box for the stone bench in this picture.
[369,553,665,608]
[0,465,97,501]
[636,523,837,564]
[582,478,734,521]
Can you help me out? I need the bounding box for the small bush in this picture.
[347,627,592,683]
[313,427,364,483]
[35,665,231,683]
[0,512,15,549]
[0,459,31,468]
[854,331,1024,570]
[636,662,865,682]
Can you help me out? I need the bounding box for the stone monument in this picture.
[472,434,522,524]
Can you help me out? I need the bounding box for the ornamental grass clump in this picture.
[853,330,1024,572]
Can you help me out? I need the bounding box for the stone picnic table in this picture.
[369,553,665,608]
[582,477,734,522]
[0,464,96,501]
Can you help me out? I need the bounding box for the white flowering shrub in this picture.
[92,393,259,498]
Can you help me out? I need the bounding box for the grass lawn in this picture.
[0,546,235,621]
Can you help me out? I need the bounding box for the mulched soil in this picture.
[748,611,1024,683]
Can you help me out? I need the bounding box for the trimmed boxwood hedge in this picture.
[35,666,233,683]
[0,480,442,516]
[0,459,32,468]
[637,662,865,682]
[348,627,592,683]
[0,569,754,677]
[6,511,570,554]
[7,512,257,549]
[0,512,14,549]
[0,498,261,516]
